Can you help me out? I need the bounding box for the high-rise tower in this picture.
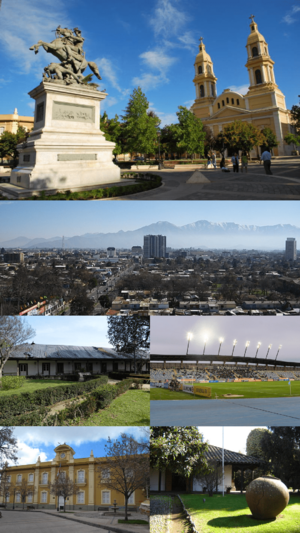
[191,38,217,120]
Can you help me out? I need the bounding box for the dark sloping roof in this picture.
[11,343,149,361]
[205,445,263,466]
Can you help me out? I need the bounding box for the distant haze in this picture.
[1,220,299,250]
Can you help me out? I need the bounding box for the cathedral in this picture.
[191,16,293,157]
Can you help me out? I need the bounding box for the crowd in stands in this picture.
[151,366,300,383]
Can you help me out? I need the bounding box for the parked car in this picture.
[133,156,145,161]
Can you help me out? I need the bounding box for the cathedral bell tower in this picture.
[245,15,277,92]
[191,38,217,119]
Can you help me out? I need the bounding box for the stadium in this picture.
[150,341,300,400]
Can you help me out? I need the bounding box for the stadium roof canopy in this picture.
[150,353,300,368]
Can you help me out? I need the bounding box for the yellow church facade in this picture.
[0,108,34,135]
[191,17,294,157]
[0,444,147,511]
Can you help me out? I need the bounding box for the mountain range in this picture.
[1,221,300,250]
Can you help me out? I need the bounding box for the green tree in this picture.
[260,427,300,491]
[246,428,270,459]
[203,124,217,157]
[107,316,149,372]
[70,293,94,315]
[0,127,27,166]
[261,127,279,152]
[160,124,183,158]
[0,317,35,378]
[174,106,205,158]
[150,426,210,478]
[121,87,160,157]
[290,97,300,134]
[98,294,111,308]
[216,120,265,155]
[100,112,123,155]
[284,132,300,151]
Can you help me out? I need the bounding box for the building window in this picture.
[200,84,205,97]
[231,98,234,105]
[5,493,10,503]
[17,475,22,483]
[226,97,229,104]
[28,474,34,483]
[102,491,110,504]
[7,476,11,483]
[27,492,33,503]
[42,473,48,484]
[222,100,225,107]
[211,83,215,97]
[59,472,66,481]
[252,46,258,57]
[16,493,21,503]
[86,362,93,373]
[78,492,84,504]
[255,69,262,84]
[0,127,5,135]
[113,362,118,372]
[101,362,107,373]
[42,363,50,374]
[19,364,27,375]
[198,65,202,74]
[237,99,240,105]
[77,471,85,483]
[101,468,110,481]
[128,493,135,505]
[41,492,47,503]
[57,363,64,374]
[252,25,255,30]
[75,363,81,371]
[207,65,211,74]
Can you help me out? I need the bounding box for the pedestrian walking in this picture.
[231,153,239,172]
[241,153,248,173]
[261,149,272,175]
[207,154,211,168]
[212,152,217,168]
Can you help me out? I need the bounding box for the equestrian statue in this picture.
[30,26,101,86]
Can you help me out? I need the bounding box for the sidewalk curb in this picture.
[38,510,146,533]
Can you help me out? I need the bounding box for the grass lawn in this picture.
[150,380,300,401]
[0,379,78,397]
[181,493,300,533]
[118,519,148,524]
[82,389,150,426]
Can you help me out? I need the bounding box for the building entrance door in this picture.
[171,473,186,492]
[59,496,64,510]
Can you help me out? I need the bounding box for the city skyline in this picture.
[1,0,299,124]
[150,316,300,363]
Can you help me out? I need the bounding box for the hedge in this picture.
[0,408,50,426]
[0,376,108,420]
[44,378,144,426]
[0,376,26,390]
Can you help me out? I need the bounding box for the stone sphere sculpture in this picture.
[246,476,289,520]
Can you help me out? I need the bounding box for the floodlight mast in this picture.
[244,341,250,357]
[203,337,208,356]
[265,344,272,360]
[232,339,237,356]
[255,342,261,359]
[218,338,224,356]
[186,332,192,356]
[275,345,282,361]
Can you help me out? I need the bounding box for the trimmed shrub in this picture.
[0,376,26,390]
[0,376,108,420]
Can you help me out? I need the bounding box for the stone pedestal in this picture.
[10,81,120,190]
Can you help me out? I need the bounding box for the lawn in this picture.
[82,389,150,426]
[0,379,78,397]
[181,493,300,533]
[150,380,300,400]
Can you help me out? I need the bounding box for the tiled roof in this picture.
[205,445,263,466]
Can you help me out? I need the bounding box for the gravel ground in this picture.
[150,496,172,533]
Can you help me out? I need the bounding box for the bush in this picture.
[0,407,50,426]
[0,376,108,420]
[0,376,26,390]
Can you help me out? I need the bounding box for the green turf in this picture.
[82,389,150,426]
[150,380,300,400]
[118,519,148,524]
[0,379,78,397]
[181,493,300,533]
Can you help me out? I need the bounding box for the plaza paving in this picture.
[150,396,300,426]
[0,509,148,533]
[117,158,300,200]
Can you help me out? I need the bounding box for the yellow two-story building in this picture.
[0,444,147,511]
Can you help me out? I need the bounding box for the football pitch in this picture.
[150,380,300,400]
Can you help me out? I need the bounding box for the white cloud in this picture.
[178,31,198,51]
[132,72,168,92]
[282,5,300,24]
[15,440,48,466]
[228,84,249,95]
[140,50,177,74]
[27,102,35,110]
[0,0,70,77]
[150,0,189,38]
[94,57,129,97]
[184,99,194,109]
[149,102,178,127]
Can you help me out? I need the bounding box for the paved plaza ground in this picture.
[118,158,300,200]
[0,509,148,533]
[150,396,300,426]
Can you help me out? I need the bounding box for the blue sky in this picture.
[24,316,112,347]
[1,0,299,126]
[1,201,300,241]
[3,427,148,466]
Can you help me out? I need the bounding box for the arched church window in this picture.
[200,85,205,97]
[222,100,225,107]
[207,65,211,74]
[251,25,255,31]
[237,99,240,105]
[226,97,229,104]
[252,46,258,57]
[255,69,262,84]
[211,83,215,97]
[198,65,202,74]
[218,103,220,109]
[231,98,234,105]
